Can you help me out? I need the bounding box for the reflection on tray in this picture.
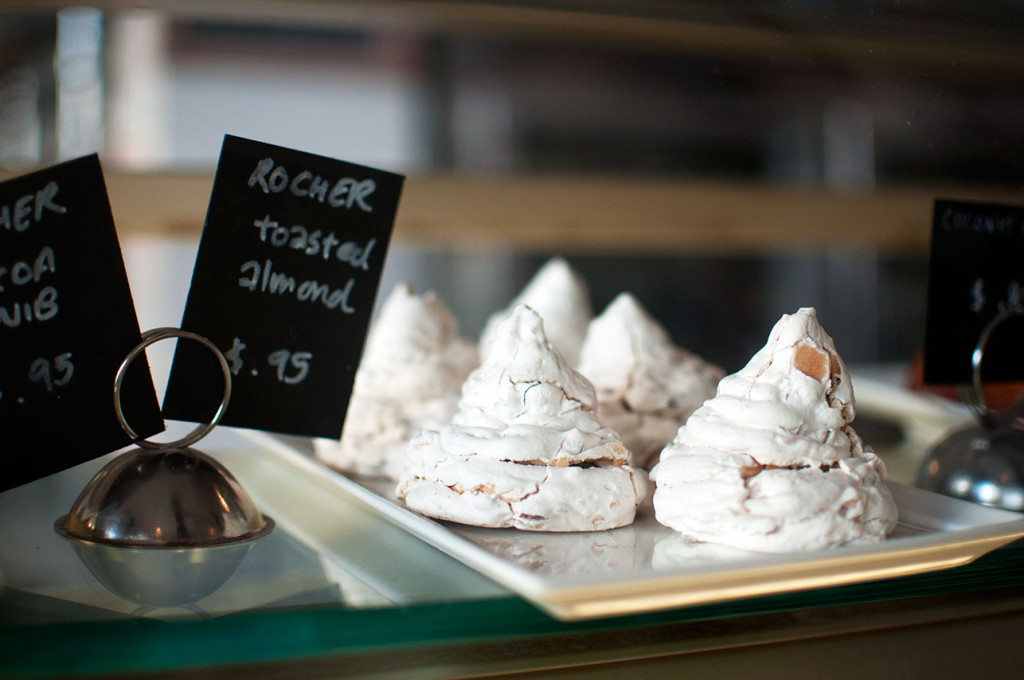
[128,526,344,618]
[458,524,653,577]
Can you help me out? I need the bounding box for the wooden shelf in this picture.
[6,168,1018,255]
[388,174,999,255]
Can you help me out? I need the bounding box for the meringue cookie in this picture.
[314,283,478,478]
[479,257,592,366]
[577,293,723,469]
[398,304,647,531]
[651,307,897,553]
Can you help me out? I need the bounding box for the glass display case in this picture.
[2,2,1023,677]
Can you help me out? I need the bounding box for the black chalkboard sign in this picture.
[162,136,403,438]
[0,155,163,491]
[923,199,1024,385]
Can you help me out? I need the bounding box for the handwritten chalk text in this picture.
[0,246,59,329]
[0,246,56,294]
[0,286,58,328]
[0,181,66,232]
[247,158,375,212]
[252,215,375,270]
[238,259,356,313]
[941,206,1022,237]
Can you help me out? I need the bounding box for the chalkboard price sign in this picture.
[923,199,1024,385]
[0,155,163,491]
[163,136,404,438]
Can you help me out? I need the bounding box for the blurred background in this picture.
[2,1,1022,373]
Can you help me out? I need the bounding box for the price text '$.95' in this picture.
[223,337,312,384]
[0,352,74,404]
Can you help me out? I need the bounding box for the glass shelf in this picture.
[4,424,1024,677]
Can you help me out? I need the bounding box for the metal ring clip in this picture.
[967,305,1024,427]
[114,327,232,450]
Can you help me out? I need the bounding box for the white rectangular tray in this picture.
[248,431,1024,621]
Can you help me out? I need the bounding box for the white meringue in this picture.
[314,283,478,478]
[577,293,723,469]
[651,307,898,553]
[479,258,592,366]
[398,304,648,531]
